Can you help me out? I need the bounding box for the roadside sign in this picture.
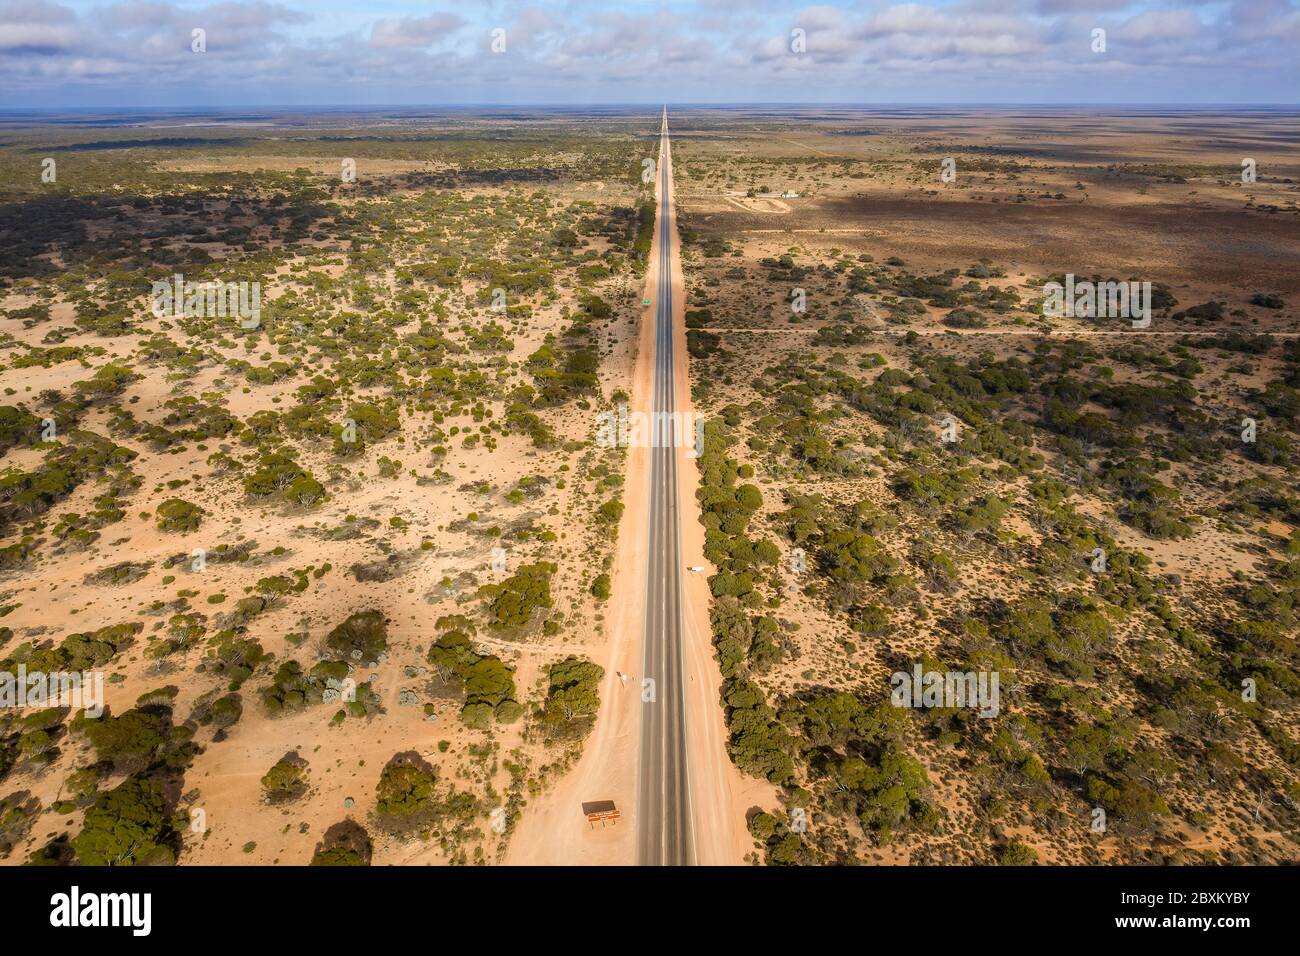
[582,800,621,828]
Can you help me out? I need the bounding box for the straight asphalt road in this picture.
[636,109,695,866]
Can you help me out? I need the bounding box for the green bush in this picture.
[373,752,477,834]
[997,841,1037,866]
[261,754,309,803]
[155,498,201,532]
[538,656,604,742]
[243,452,325,505]
[324,610,388,666]
[73,776,177,866]
[310,820,372,866]
[427,616,518,727]
[478,561,556,632]
[76,703,195,775]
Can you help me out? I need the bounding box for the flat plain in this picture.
[673,106,1300,864]
[0,108,655,865]
[1,106,1298,866]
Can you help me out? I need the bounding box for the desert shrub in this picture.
[75,702,196,775]
[527,336,599,405]
[943,308,987,329]
[537,656,604,742]
[748,614,784,672]
[821,749,931,841]
[494,700,525,724]
[822,528,898,583]
[334,402,401,454]
[632,200,655,270]
[373,752,477,834]
[203,634,269,691]
[997,841,1037,865]
[854,604,892,636]
[426,616,518,727]
[310,819,372,866]
[0,791,40,857]
[285,475,326,506]
[893,467,977,512]
[711,597,754,679]
[73,776,177,866]
[746,807,808,865]
[1086,775,1171,831]
[324,610,388,666]
[243,452,325,504]
[462,658,516,710]
[478,562,556,632]
[1262,381,1300,422]
[1248,430,1291,465]
[0,405,41,454]
[1122,502,1195,540]
[261,659,352,715]
[0,431,136,531]
[155,498,201,532]
[993,596,1112,679]
[950,496,1009,536]
[2,622,139,675]
[722,678,796,785]
[195,688,244,727]
[687,329,721,358]
[261,753,309,803]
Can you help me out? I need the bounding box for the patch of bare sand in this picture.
[724,196,792,215]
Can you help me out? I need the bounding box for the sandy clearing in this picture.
[724,197,792,215]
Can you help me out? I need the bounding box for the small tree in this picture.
[73,777,177,866]
[261,752,309,803]
[310,819,372,866]
[155,498,201,533]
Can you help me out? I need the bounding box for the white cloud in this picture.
[0,0,1294,104]
[369,12,465,50]
[0,0,78,52]
[1121,9,1201,44]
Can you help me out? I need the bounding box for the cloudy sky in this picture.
[0,0,1296,107]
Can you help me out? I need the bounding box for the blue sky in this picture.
[1,0,1296,107]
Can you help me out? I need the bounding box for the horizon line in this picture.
[1,101,1297,115]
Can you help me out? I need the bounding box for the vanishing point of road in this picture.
[636,108,695,866]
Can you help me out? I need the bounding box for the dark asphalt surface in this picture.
[636,110,695,867]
